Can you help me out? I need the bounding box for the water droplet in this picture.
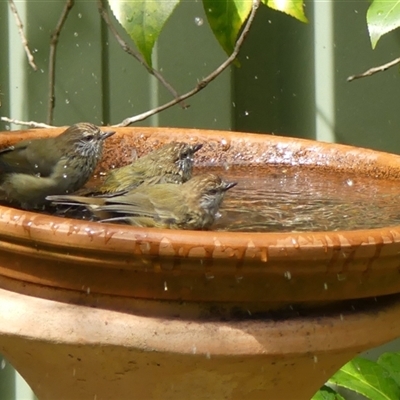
[346,178,353,186]
[244,110,249,116]
[1,359,6,369]
[284,271,291,280]
[247,309,252,316]
[74,32,78,37]
[205,273,214,280]
[323,282,328,290]
[65,99,70,104]
[164,281,168,291]
[33,48,38,53]
[192,345,197,354]
[34,164,39,169]
[78,13,82,18]
[194,17,203,26]
[313,355,318,363]
[72,368,76,376]
[63,174,68,178]
[340,314,344,321]
[86,287,90,294]
[337,273,346,281]
[291,238,299,248]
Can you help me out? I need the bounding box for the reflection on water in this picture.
[210,165,400,232]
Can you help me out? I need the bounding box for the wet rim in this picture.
[0,126,400,260]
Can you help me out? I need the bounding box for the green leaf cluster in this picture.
[312,352,400,400]
[108,0,308,68]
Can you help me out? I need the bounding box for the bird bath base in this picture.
[2,288,400,400]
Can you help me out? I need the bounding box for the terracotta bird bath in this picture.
[1,127,400,400]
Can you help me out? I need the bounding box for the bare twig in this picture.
[1,117,54,129]
[8,0,38,71]
[97,0,187,109]
[115,0,261,126]
[347,56,400,82]
[47,0,75,125]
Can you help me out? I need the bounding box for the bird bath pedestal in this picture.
[1,127,400,400]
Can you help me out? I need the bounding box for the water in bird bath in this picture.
[205,164,400,232]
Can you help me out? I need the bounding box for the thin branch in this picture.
[115,0,261,127]
[8,0,37,71]
[347,56,400,82]
[97,0,187,109]
[1,117,54,129]
[47,0,75,125]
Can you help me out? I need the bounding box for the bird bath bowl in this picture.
[1,127,400,399]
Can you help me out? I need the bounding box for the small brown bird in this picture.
[0,122,115,209]
[93,141,203,194]
[47,173,237,230]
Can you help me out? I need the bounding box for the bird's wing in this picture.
[99,193,162,218]
[100,186,183,220]
[0,138,59,176]
[101,215,159,228]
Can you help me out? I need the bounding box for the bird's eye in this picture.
[208,189,218,195]
[84,134,95,141]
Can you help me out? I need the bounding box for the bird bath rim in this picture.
[0,126,399,242]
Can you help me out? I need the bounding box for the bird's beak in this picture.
[100,130,116,140]
[223,181,237,191]
[193,143,203,153]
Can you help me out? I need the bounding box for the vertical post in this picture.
[7,0,28,129]
[314,0,335,143]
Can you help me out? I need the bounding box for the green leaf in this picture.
[108,0,180,67]
[203,0,253,56]
[264,0,308,23]
[378,352,400,387]
[311,385,345,400]
[328,357,400,400]
[367,0,400,49]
